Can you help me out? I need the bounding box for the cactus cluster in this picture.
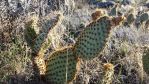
[24,14,61,76]
[45,15,124,83]
[106,3,149,30]
[123,11,149,29]
[25,14,60,54]
[25,11,125,83]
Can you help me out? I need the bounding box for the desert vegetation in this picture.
[0,0,149,84]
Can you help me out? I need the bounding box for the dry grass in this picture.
[0,35,34,83]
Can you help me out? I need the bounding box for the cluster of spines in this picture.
[123,11,149,29]
[102,63,114,84]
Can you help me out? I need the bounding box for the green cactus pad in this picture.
[32,14,61,54]
[33,33,46,54]
[127,13,135,25]
[74,16,112,60]
[143,50,149,75]
[139,13,149,23]
[109,5,117,16]
[24,21,37,49]
[45,46,78,83]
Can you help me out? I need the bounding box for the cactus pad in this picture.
[109,4,117,16]
[45,46,78,83]
[24,20,37,49]
[127,13,135,25]
[74,16,124,60]
[139,13,149,23]
[32,14,61,54]
[32,33,46,54]
[143,50,149,74]
[74,16,112,60]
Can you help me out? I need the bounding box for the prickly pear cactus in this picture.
[143,50,149,75]
[24,20,37,49]
[32,33,46,54]
[127,13,135,25]
[139,13,149,23]
[74,16,124,60]
[24,14,63,77]
[109,4,117,16]
[45,46,78,84]
[27,14,61,54]
[74,16,112,60]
